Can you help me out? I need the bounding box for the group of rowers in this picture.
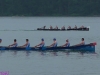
[0,38,85,48]
[42,25,87,29]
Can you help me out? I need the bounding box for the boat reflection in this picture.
[13,50,17,55]
[26,51,31,56]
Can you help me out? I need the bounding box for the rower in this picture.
[0,39,2,43]
[43,26,46,29]
[9,39,18,47]
[21,39,30,48]
[67,26,71,29]
[55,26,58,29]
[61,26,65,29]
[50,25,53,29]
[76,38,85,46]
[61,39,70,47]
[74,25,77,29]
[49,38,57,47]
[80,25,84,28]
[35,38,45,47]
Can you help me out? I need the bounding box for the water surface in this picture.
[0,17,100,75]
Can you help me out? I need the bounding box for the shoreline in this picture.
[0,15,100,17]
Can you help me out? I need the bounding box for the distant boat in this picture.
[37,28,89,31]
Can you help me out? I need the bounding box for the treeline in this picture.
[0,0,100,16]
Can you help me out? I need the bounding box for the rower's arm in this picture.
[61,43,67,47]
[49,43,55,47]
[79,42,84,45]
[9,43,15,47]
[21,43,27,47]
[35,43,42,47]
[75,42,84,46]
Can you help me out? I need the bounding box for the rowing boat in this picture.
[37,28,89,31]
[0,43,96,53]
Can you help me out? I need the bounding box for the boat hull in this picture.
[37,28,89,31]
[0,44,95,53]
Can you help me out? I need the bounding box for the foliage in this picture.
[0,0,100,16]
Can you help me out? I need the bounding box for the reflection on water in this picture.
[0,51,99,75]
[0,51,98,57]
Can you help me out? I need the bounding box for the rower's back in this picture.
[81,38,85,45]
[53,38,57,47]
[66,40,70,47]
[40,38,45,47]
[13,39,18,47]
[26,39,30,48]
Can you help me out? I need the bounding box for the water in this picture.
[0,17,100,75]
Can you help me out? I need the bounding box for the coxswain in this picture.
[50,25,53,29]
[49,38,57,47]
[67,26,71,29]
[21,39,30,48]
[9,39,18,47]
[61,39,70,47]
[76,38,85,46]
[35,38,45,47]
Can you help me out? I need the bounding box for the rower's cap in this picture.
[53,38,56,40]
[0,39,2,40]
[41,38,44,41]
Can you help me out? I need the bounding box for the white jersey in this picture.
[13,42,18,47]
[66,42,70,47]
[53,41,57,47]
[26,42,30,48]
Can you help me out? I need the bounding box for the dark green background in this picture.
[0,0,100,16]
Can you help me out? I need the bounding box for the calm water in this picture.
[0,17,100,75]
